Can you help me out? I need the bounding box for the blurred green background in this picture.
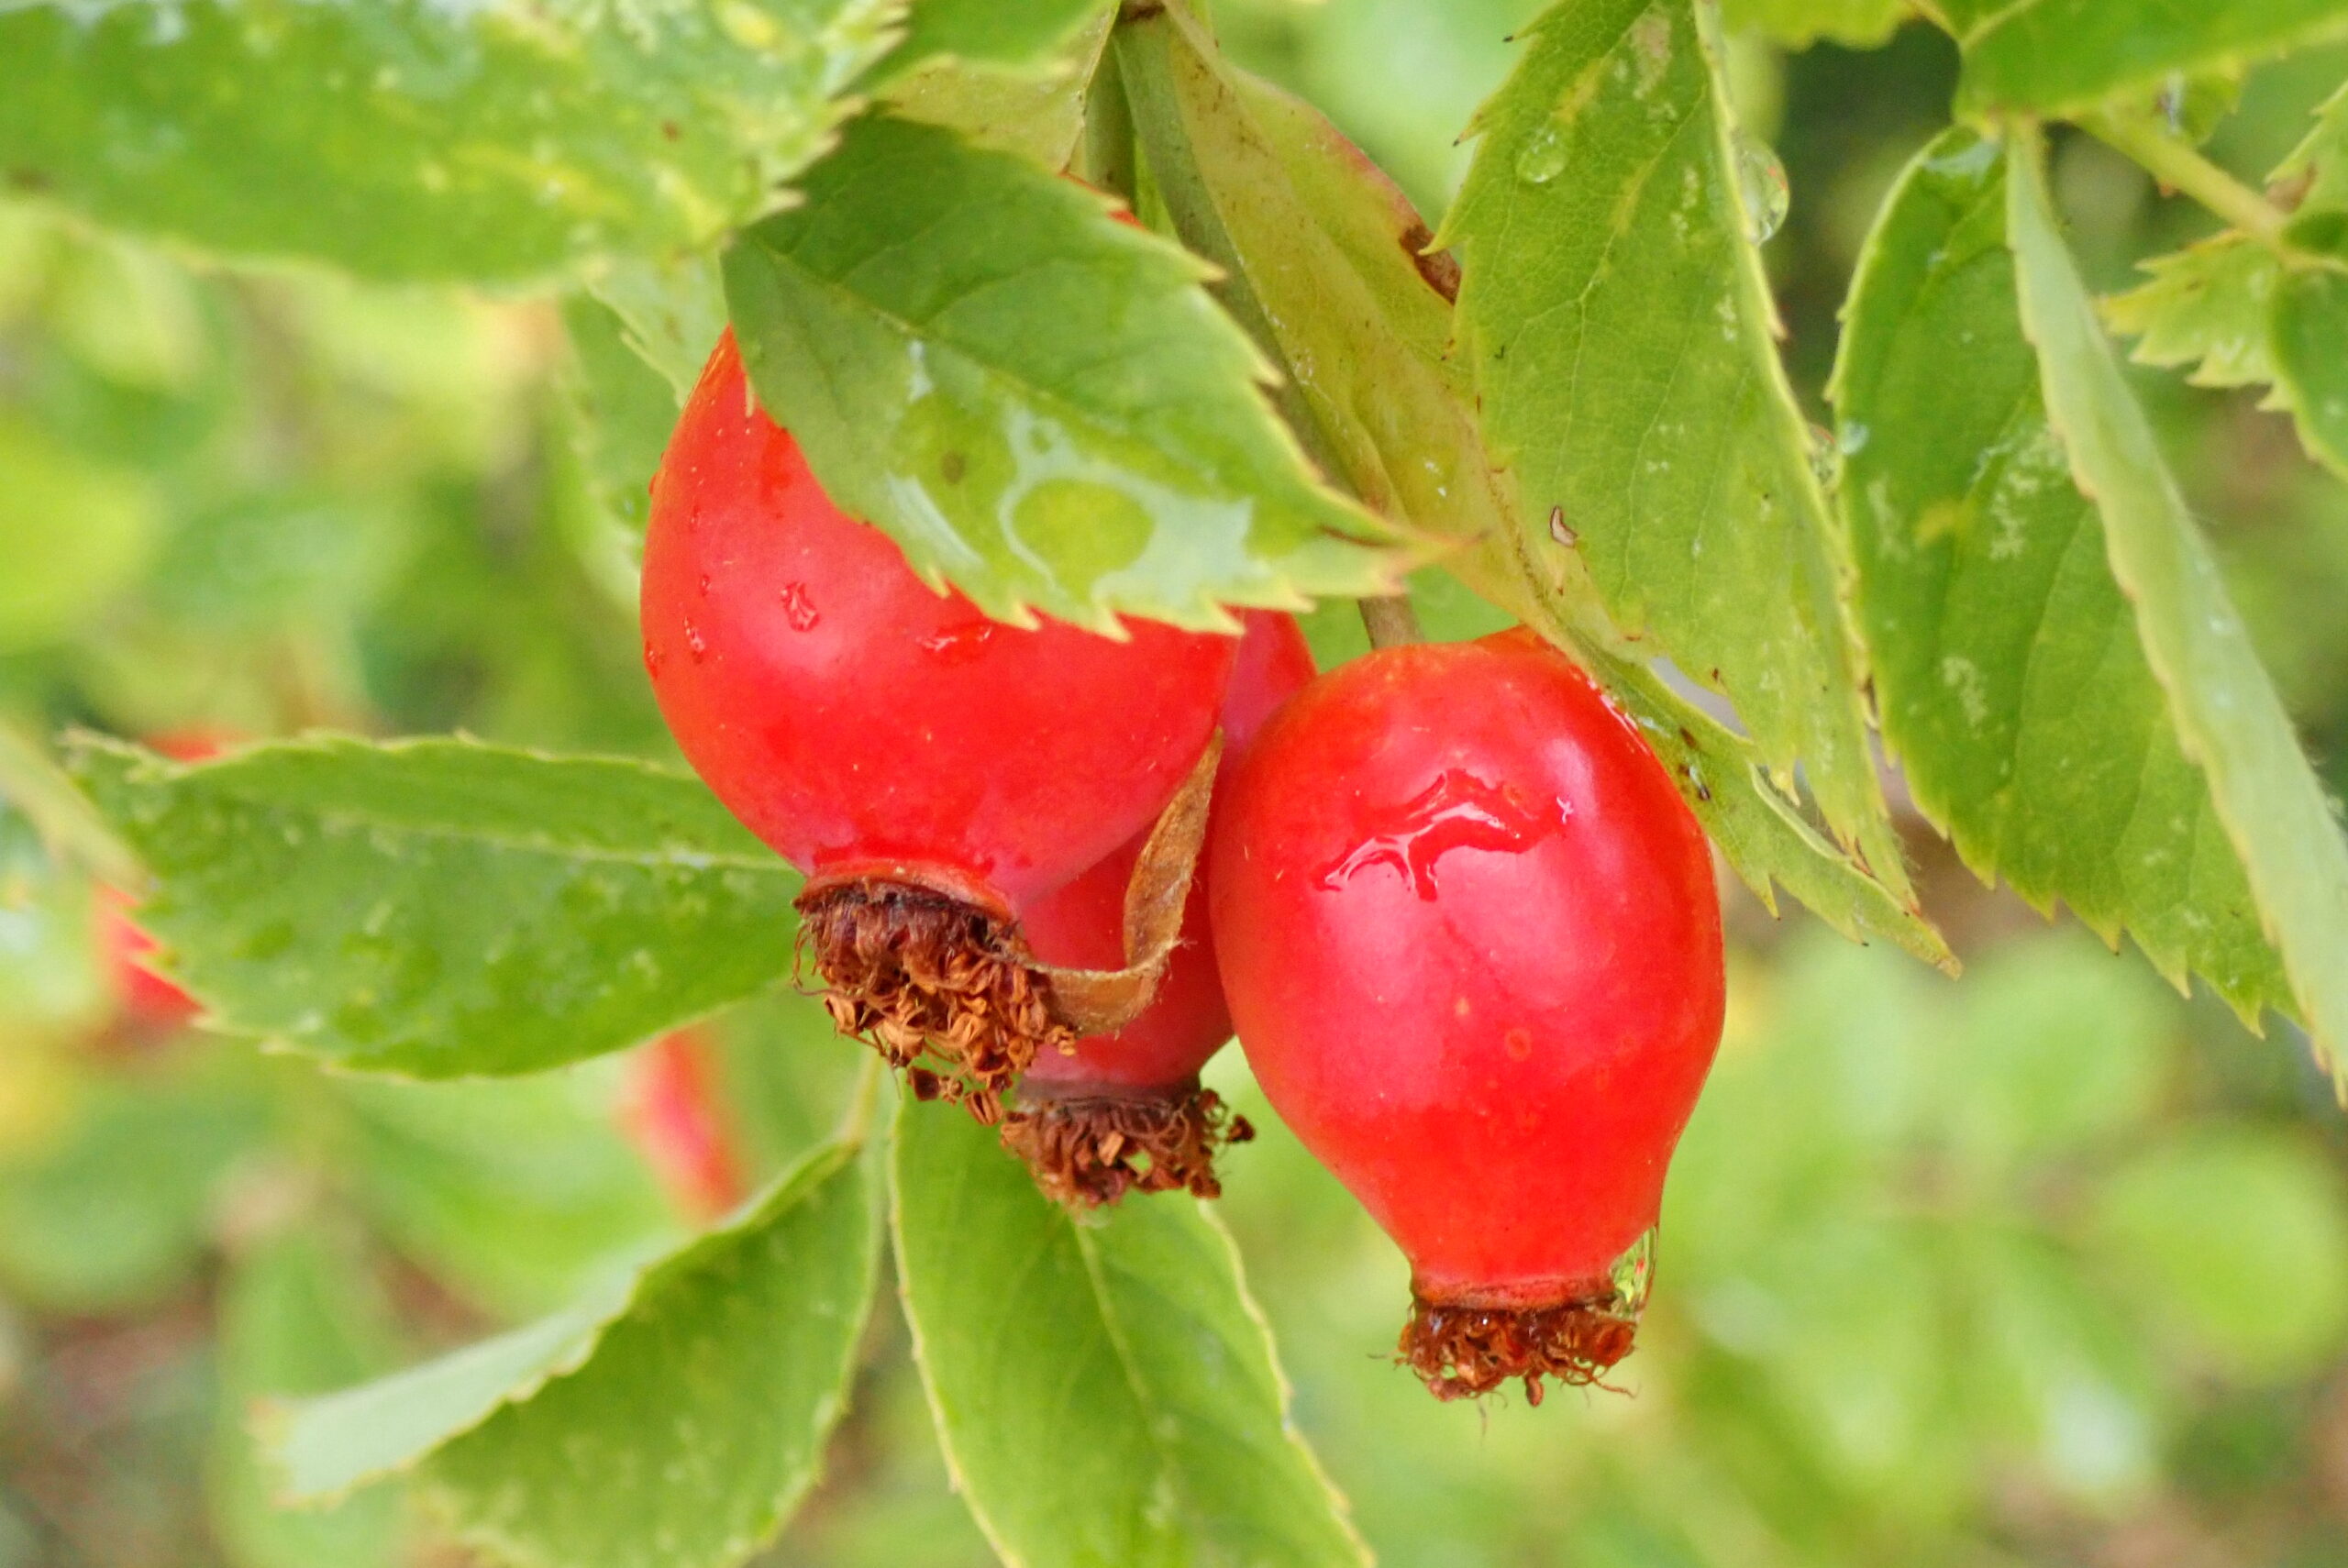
[4,4,2348,1564]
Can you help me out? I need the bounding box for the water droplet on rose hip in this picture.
[1731,131,1789,245]
[643,641,664,677]
[1318,769,1573,900]
[682,621,707,661]
[778,582,819,631]
[920,619,996,664]
[1516,126,1568,186]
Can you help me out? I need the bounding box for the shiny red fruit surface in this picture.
[640,333,1238,912]
[1020,611,1316,1091]
[1211,630,1724,1304]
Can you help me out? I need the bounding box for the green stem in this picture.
[2087,110,2288,247]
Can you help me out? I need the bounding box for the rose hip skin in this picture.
[1021,611,1316,1089]
[641,334,1238,1116]
[1005,613,1315,1204]
[1211,630,1723,1397]
[640,332,1236,914]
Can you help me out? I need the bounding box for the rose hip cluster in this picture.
[642,335,1726,1403]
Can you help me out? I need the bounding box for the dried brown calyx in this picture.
[1000,1079,1254,1207]
[1398,1234,1655,1405]
[795,881,1070,1125]
[794,739,1226,1127]
[1398,1297,1638,1405]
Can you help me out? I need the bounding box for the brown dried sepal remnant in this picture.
[1398,1294,1639,1406]
[795,880,1072,1124]
[1000,1080,1254,1208]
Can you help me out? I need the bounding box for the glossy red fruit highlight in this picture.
[1211,630,1724,1402]
[1006,612,1316,1206]
[642,333,1238,1117]
[621,1028,748,1223]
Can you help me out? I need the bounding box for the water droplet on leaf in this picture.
[1516,126,1568,186]
[1732,132,1789,245]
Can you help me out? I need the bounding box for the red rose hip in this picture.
[642,334,1237,1116]
[1006,612,1316,1206]
[1210,630,1725,1401]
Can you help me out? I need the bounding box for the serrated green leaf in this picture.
[70,735,801,1077]
[276,1132,880,1568]
[560,293,680,551]
[723,112,1411,633]
[1836,128,2288,1026]
[588,255,730,403]
[420,1137,880,1568]
[271,1269,638,1503]
[2008,126,2348,1081]
[1443,0,1908,896]
[878,5,1113,166]
[892,1102,1368,1568]
[2268,264,2348,478]
[1722,0,1905,50]
[0,0,903,282]
[2102,233,2281,389]
[880,0,1110,73]
[1118,7,1944,966]
[2277,82,2348,214]
[1955,0,2348,118]
[211,1231,406,1568]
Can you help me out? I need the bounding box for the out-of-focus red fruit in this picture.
[1211,630,1725,1402]
[639,333,1238,1120]
[621,1029,748,1223]
[96,729,236,1035]
[1006,612,1316,1205]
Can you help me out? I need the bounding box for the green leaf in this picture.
[2007,126,2348,1078]
[2102,233,2281,389]
[1575,643,1956,970]
[70,735,802,1077]
[881,0,1111,73]
[0,416,159,652]
[2088,1128,2348,1381]
[1115,8,1944,966]
[878,6,1114,167]
[1443,0,1909,894]
[1722,0,1906,49]
[271,1269,639,1503]
[336,1069,676,1319]
[1955,0,2348,118]
[2268,264,2348,478]
[2276,82,2348,215]
[560,294,681,551]
[1834,129,2289,1026]
[211,1231,406,1568]
[588,255,730,403]
[276,1132,881,1568]
[0,0,903,282]
[891,1101,1368,1568]
[723,112,1412,633]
